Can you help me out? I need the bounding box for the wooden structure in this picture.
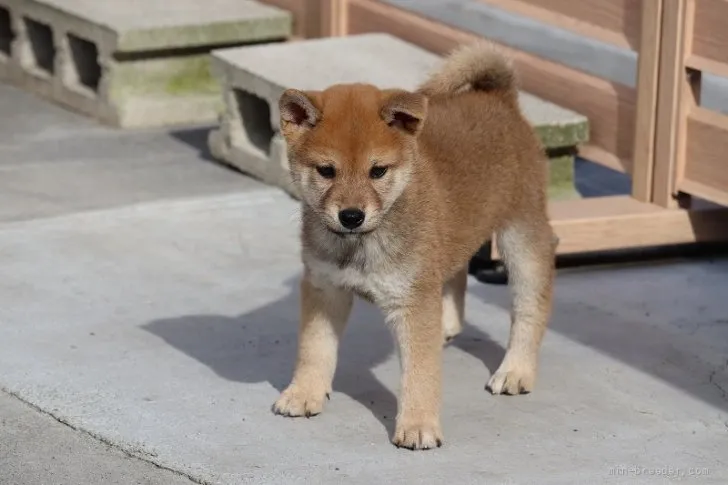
[654,0,728,209]
[262,0,728,256]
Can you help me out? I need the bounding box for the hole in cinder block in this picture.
[234,89,275,155]
[0,6,12,56]
[24,17,55,75]
[68,33,100,92]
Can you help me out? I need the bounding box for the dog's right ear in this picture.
[279,89,322,141]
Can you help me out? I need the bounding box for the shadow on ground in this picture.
[144,261,728,435]
[168,125,217,163]
[466,263,728,414]
[143,275,506,435]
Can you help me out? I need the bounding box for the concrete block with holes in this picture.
[207,33,589,199]
[0,0,291,128]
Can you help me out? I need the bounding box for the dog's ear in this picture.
[279,89,322,140]
[380,89,428,136]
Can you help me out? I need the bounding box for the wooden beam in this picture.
[320,0,349,37]
[548,196,728,254]
[652,0,692,208]
[681,109,728,205]
[489,196,728,258]
[630,0,663,202]
[477,0,639,49]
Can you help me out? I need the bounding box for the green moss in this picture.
[547,154,581,201]
[534,121,590,150]
[549,154,574,185]
[164,56,218,95]
[108,54,221,99]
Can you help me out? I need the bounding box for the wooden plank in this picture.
[686,54,728,79]
[679,181,728,208]
[549,195,661,220]
[320,0,349,37]
[693,0,728,67]
[490,196,728,257]
[691,105,728,132]
[477,0,641,49]
[652,0,690,208]
[681,110,728,206]
[630,0,663,202]
[548,196,728,254]
[669,2,701,208]
[578,145,628,173]
[346,0,637,174]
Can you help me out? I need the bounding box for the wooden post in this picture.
[630,0,663,202]
[652,0,696,208]
[319,0,349,37]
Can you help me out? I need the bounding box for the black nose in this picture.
[338,208,365,229]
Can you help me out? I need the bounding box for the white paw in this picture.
[486,360,536,395]
[272,384,329,417]
[392,416,443,450]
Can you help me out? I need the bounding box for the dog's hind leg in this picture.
[442,266,468,344]
[487,215,555,395]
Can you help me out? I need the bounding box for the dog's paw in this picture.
[443,330,461,346]
[442,318,462,346]
[442,320,462,345]
[486,360,536,395]
[392,417,443,450]
[272,384,328,418]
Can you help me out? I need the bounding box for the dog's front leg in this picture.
[273,273,353,417]
[389,286,444,450]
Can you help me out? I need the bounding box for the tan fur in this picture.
[272,41,555,450]
[418,41,516,101]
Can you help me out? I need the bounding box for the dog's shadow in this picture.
[142,275,506,435]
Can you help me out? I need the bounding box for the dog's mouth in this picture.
[326,227,375,238]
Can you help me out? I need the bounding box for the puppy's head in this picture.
[279,83,427,237]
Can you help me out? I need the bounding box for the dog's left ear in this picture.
[380,90,428,136]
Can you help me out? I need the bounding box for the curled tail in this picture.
[417,41,517,102]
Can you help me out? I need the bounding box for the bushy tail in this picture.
[417,41,517,102]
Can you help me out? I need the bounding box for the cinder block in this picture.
[0,3,14,81]
[0,0,291,127]
[208,34,589,199]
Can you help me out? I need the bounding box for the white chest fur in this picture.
[307,258,411,307]
[305,237,415,309]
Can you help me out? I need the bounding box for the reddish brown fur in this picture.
[273,41,556,450]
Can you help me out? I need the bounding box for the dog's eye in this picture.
[316,165,336,179]
[369,166,388,179]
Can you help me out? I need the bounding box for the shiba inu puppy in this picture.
[272,41,555,450]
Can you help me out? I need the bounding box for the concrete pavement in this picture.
[1,84,727,484]
[0,391,194,485]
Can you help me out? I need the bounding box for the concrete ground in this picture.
[1,82,727,485]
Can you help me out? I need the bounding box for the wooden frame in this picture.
[260,0,728,255]
[654,0,728,208]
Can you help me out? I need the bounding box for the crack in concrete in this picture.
[708,359,728,401]
[1,387,207,485]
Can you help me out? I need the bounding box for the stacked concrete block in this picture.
[208,34,589,199]
[0,0,291,127]
[520,96,589,200]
